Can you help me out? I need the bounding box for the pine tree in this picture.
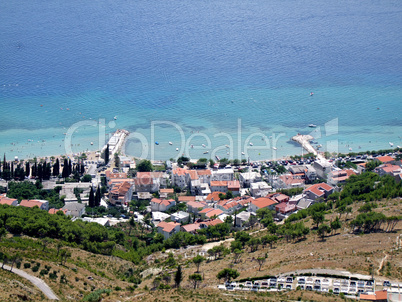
[88,186,95,208]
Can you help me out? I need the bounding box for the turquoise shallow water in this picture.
[1,0,401,161]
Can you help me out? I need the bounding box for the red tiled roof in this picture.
[206,192,224,201]
[151,198,174,206]
[376,155,394,163]
[110,181,132,195]
[304,183,333,197]
[157,221,180,233]
[178,196,196,203]
[106,171,127,179]
[279,174,305,186]
[187,201,206,208]
[20,199,43,208]
[377,163,401,173]
[227,180,240,190]
[360,290,388,301]
[181,223,200,232]
[134,175,153,186]
[173,168,187,176]
[202,218,223,226]
[252,197,277,209]
[199,207,214,214]
[197,169,212,175]
[0,197,18,206]
[205,209,223,218]
[210,181,228,187]
[48,208,67,215]
[186,170,199,180]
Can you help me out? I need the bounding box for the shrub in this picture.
[32,266,39,273]
[40,269,49,276]
[24,263,31,269]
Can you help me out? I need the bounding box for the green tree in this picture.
[318,224,331,241]
[137,160,153,172]
[192,255,205,273]
[174,265,183,288]
[88,186,95,208]
[95,185,101,207]
[312,212,325,228]
[233,249,243,264]
[256,256,266,271]
[217,268,240,283]
[188,273,202,289]
[330,217,342,235]
[105,144,110,165]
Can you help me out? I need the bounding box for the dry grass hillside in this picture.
[0,198,400,301]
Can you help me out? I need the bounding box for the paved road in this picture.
[1,264,59,300]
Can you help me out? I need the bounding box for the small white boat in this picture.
[114,116,117,120]
[90,142,93,145]
[227,152,229,155]
[310,92,314,96]
[308,124,317,128]
[349,147,352,151]
[203,151,209,154]
[225,145,229,148]
[176,147,179,151]
[202,144,206,148]
[215,155,220,161]
[241,152,245,155]
[169,142,173,145]
[389,142,394,147]
[272,147,277,150]
[249,142,253,146]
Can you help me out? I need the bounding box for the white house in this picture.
[250,182,271,197]
[171,211,190,223]
[157,221,181,240]
[150,198,176,212]
[239,171,262,188]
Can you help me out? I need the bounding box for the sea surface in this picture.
[1,0,401,161]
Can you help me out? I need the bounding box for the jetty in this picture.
[102,129,129,156]
[291,134,324,160]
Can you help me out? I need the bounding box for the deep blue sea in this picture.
[1,0,401,161]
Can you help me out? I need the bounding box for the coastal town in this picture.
[0,129,401,301]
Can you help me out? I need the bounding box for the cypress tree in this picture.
[2,154,6,171]
[25,162,30,178]
[37,163,43,181]
[105,144,110,164]
[95,185,101,207]
[32,162,38,178]
[88,186,95,208]
[53,158,59,177]
[62,159,69,178]
[68,159,72,176]
[10,162,14,179]
[174,265,183,288]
